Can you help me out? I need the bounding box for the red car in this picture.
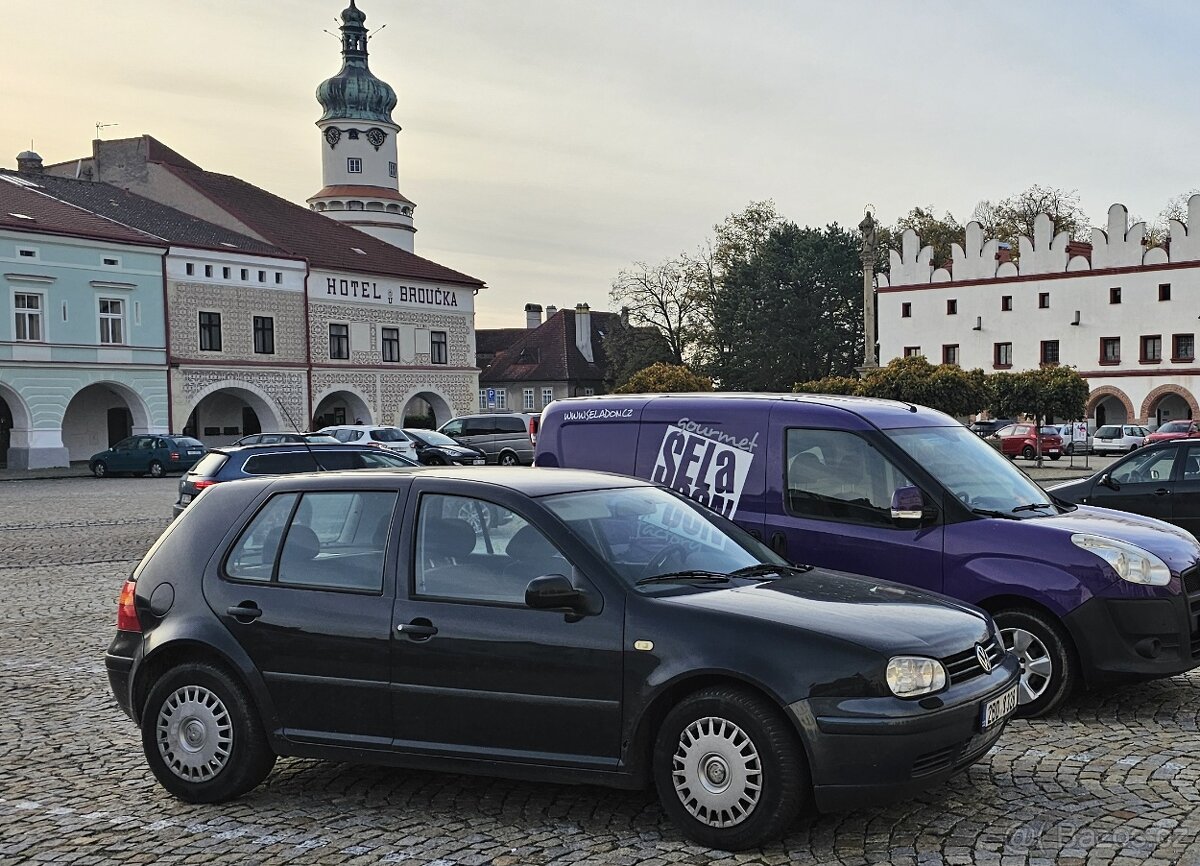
[1145,420,1200,444]
[987,424,1063,460]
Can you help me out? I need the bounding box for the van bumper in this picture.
[1064,591,1200,684]
[788,657,1020,813]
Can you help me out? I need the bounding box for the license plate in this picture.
[473,459,485,465]
[180,494,192,504]
[188,449,202,455]
[1047,448,1059,453]
[981,684,1019,729]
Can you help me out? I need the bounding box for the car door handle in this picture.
[227,603,262,622]
[1154,489,1171,496]
[396,620,438,639]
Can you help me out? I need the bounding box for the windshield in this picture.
[369,428,406,442]
[405,429,459,447]
[886,425,1054,514]
[541,486,783,590]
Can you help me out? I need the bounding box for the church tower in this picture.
[308,1,416,251]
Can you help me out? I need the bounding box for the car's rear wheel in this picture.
[148,460,165,478]
[141,662,275,803]
[92,461,108,478]
[994,608,1077,718]
[653,686,807,850]
[498,451,520,466]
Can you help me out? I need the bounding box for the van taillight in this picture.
[529,417,539,446]
[116,579,141,632]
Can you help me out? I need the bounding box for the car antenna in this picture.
[275,396,326,472]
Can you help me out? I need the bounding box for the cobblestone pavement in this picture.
[3,477,1200,865]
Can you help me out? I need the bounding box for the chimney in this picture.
[620,306,630,327]
[1066,240,1093,264]
[996,242,1012,264]
[524,303,543,329]
[545,305,558,319]
[16,150,43,174]
[575,303,593,362]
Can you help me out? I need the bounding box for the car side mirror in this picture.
[890,486,925,522]
[525,573,600,618]
[1100,473,1120,491]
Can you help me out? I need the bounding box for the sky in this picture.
[2,1,1198,329]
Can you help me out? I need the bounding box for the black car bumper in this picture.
[789,656,1020,813]
[1064,590,1200,685]
[105,630,142,721]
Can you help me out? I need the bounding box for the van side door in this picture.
[767,422,944,593]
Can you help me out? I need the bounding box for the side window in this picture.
[243,453,319,475]
[1111,448,1179,485]
[785,429,914,526]
[441,420,463,437]
[1184,446,1200,481]
[113,437,136,450]
[333,429,358,443]
[414,493,568,604]
[495,417,526,434]
[275,491,397,591]
[226,493,299,581]
[464,418,495,436]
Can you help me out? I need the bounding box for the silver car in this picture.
[1091,424,1148,454]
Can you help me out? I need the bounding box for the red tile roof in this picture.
[0,176,161,247]
[307,184,414,205]
[479,309,619,384]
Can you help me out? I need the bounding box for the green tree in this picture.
[698,222,863,390]
[602,318,674,389]
[987,366,1088,464]
[792,375,863,396]
[858,357,988,418]
[615,362,713,394]
[890,206,963,270]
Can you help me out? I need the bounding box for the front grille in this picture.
[911,744,957,778]
[1184,567,1200,658]
[943,639,1004,685]
[1184,567,1200,595]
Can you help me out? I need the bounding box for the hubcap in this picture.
[1000,627,1054,705]
[672,716,762,828]
[156,685,233,781]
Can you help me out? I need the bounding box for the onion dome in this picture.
[315,1,397,125]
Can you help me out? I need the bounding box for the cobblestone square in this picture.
[2,475,1200,865]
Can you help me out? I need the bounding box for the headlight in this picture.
[886,656,947,697]
[1071,533,1171,586]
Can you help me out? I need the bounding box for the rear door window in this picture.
[1110,448,1179,485]
[243,452,320,475]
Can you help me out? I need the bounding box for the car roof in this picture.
[319,424,400,431]
[242,466,651,496]
[211,443,397,456]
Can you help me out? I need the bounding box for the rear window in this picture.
[172,437,206,448]
[243,452,320,475]
[189,452,228,477]
[369,428,405,442]
[1095,426,1120,437]
[495,417,527,434]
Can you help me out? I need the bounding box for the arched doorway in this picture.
[62,382,151,462]
[1141,385,1198,429]
[1086,386,1134,429]
[0,393,13,468]
[313,389,373,430]
[401,391,453,429]
[184,385,285,447]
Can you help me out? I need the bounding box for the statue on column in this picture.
[859,211,879,265]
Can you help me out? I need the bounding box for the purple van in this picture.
[535,393,1200,717]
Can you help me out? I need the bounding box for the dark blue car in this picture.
[90,435,206,478]
[535,393,1200,717]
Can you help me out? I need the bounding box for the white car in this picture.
[318,424,417,459]
[1091,424,1148,455]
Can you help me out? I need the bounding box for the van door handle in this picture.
[770,532,787,557]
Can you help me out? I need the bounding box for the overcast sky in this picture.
[2,1,1197,328]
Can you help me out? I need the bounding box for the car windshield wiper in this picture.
[635,570,731,586]
[971,507,1020,520]
[1012,502,1055,514]
[726,563,814,579]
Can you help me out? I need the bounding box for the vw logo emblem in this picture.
[976,643,992,673]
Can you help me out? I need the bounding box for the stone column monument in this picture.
[857,210,879,375]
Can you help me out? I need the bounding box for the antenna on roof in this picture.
[95,121,118,140]
[274,393,326,473]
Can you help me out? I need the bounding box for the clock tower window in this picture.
[347,158,363,173]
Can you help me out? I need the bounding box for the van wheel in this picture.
[498,451,520,466]
[993,609,1077,718]
[141,662,275,803]
[653,686,807,850]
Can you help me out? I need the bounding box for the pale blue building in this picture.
[0,160,168,468]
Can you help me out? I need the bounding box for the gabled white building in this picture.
[878,195,1200,428]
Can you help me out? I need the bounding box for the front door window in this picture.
[785,428,914,526]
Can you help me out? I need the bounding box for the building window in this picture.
[329,323,350,359]
[222,266,231,279]
[1100,337,1120,364]
[946,299,957,315]
[1041,340,1060,365]
[274,272,283,285]
[584,387,595,396]
[257,270,266,283]
[185,262,195,276]
[1141,334,1163,362]
[1038,292,1050,309]
[1160,283,1172,301]
[900,302,911,318]
[347,157,363,173]
[478,389,488,410]
[388,161,397,178]
[240,268,249,281]
[495,389,507,410]
[430,330,448,364]
[1001,295,1012,311]
[17,247,38,259]
[13,292,43,341]
[1109,287,1121,304]
[1173,333,1194,362]
[903,346,921,358]
[102,256,120,267]
[994,342,1012,368]
[198,311,222,352]
[98,298,125,344]
[942,344,959,366]
[523,388,535,411]
[253,316,275,355]
[204,264,213,278]
[381,327,399,362]
[542,387,553,407]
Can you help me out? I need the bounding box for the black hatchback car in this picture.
[108,468,1018,850]
[173,443,417,516]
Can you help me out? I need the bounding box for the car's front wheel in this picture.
[653,686,807,850]
[141,662,275,803]
[994,608,1077,718]
[148,460,165,478]
[1021,445,1036,460]
[91,461,108,478]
